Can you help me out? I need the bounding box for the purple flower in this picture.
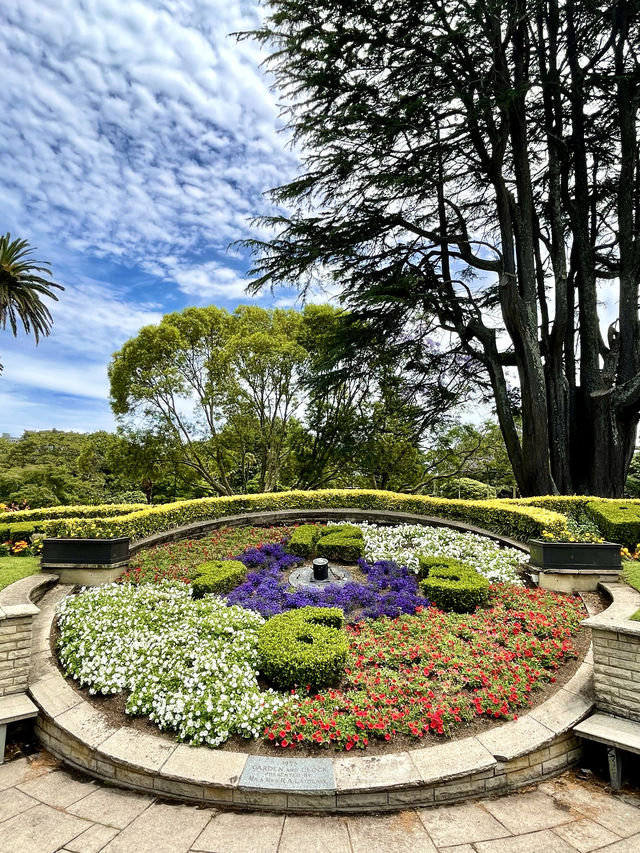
[225,542,429,621]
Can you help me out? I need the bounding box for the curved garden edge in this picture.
[128,509,530,556]
[27,582,596,814]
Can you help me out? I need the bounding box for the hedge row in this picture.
[43,490,568,543]
[584,501,640,549]
[0,502,147,524]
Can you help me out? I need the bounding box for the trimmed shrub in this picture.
[419,555,489,613]
[0,503,147,524]
[316,529,364,562]
[258,606,347,691]
[191,560,247,598]
[585,501,640,548]
[0,521,41,543]
[287,524,323,558]
[43,489,569,543]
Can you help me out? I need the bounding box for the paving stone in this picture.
[17,767,96,807]
[417,802,512,847]
[0,755,33,790]
[0,802,91,853]
[278,815,351,853]
[99,728,176,772]
[477,716,554,761]
[67,786,155,829]
[100,801,211,853]
[439,846,476,853]
[162,744,246,786]
[546,784,640,837]
[592,834,640,852]
[409,738,495,784]
[334,751,420,791]
[30,673,84,718]
[473,829,577,852]
[64,823,120,853]
[0,785,39,821]
[481,791,573,834]
[348,810,438,853]
[552,818,622,852]
[192,811,284,853]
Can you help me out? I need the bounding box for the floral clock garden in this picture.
[54,520,586,753]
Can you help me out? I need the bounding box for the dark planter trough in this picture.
[41,537,130,568]
[528,539,621,572]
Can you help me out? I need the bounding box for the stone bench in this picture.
[574,712,640,790]
[0,692,38,763]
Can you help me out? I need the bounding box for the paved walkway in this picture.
[1,753,639,853]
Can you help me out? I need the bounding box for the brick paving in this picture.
[0,753,639,853]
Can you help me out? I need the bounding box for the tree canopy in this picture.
[245,0,640,497]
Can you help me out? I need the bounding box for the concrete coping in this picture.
[130,508,530,556]
[581,581,640,636]
[29,584,594,810]
[0,574,58,621]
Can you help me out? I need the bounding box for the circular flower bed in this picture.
[56,520,584,752]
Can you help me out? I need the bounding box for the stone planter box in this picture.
[41,537,130,586]
[529,539,621,571]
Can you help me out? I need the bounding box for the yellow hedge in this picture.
[44,489,568,543]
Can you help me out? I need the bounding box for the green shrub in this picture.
[2,521,41,543]
[585,501,640,548]
[44,489,569,543]
[190,560,247,598]
[438,478,497,500]
[316,529,364,562]
[258,606,348,691]
[419,554,489,613]
[0,502,147,524]
[287,524,323,558]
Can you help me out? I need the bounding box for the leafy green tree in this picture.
[246,0,640,497]
[0,234,63,371]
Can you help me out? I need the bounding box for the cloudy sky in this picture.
[0,0,302,435]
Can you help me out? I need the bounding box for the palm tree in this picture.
[0,233,64,371]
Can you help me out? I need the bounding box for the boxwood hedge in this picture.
[190,559,247,598]
[418,555,490,613]
[258,606,347,691]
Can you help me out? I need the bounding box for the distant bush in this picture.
[438,478,496,500]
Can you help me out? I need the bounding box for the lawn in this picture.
[0,556,40,591]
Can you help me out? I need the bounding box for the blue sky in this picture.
[0,0,304,435]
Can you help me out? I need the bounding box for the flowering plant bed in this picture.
[54,520,585,752]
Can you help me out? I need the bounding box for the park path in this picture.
[0,752,639,853]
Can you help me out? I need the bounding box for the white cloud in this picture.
[0,0,296,270]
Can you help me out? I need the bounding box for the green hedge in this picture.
[287,524,323,558]
[418,555,490,613]
[0,502,147,523]
[316,526,364,562]
[258,606,347,691]
[584,501,640,549]
[191,560,247,598]
[43,489,568,543]
[0,520,49,543]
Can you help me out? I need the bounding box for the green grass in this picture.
[622,559,640,592]
[0,556,40,591]
[621,560,640,619]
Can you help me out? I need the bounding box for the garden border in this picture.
[29,583,594,813]
[128,508,530,556]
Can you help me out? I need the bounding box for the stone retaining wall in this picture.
[583,583,640,722]
[0,575,56,697]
